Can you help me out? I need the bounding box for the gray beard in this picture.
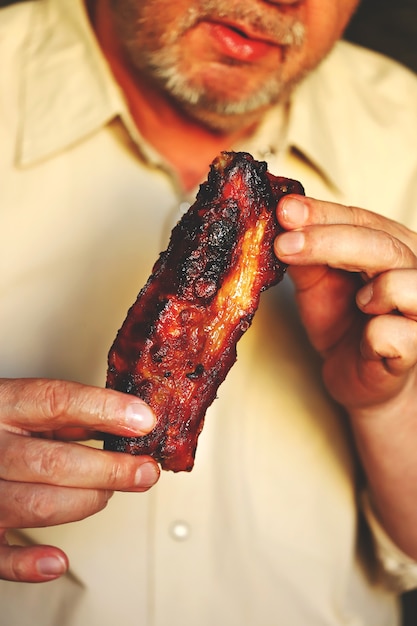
[114,0,306,130]
[151,52,292,116]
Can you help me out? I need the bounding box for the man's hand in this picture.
[0,378,160,583]
[275,195,417,409]
[275,195,417,558]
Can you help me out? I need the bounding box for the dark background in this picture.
[345,0,417,74]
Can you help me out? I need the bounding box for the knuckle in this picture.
[36,380,73,421]
[22,487,107,526]
[346,205,362,224]
[25,490,58,526]
[23,440,67,481]
[94,394,115,428]
[386,235,411,268]
[0,443,16,479]
[94,490,112,513]
[107,460,131,488]
[28,487,110,526]
[348,205,382,229]
[9,553,29,582]
[342,204,375,229]
[68,490,111,522]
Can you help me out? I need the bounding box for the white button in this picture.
[169,520,191,541]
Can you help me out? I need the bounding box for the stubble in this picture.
[110,0,306,130]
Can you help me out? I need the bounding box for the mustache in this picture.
[177,0,306,47]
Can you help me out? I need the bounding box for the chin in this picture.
[177,98,274,133]
[163,75,285,130]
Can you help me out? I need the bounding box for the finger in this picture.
[286,265,361,355]
[274,223,417,277]
[0,378,156,437]
[0,431,160,490]
[0,531,68,583]
[37,426,100,441]
[277,195,416,251]
[0,480,114,529]
[361,314,417,376]
[357,269,417,321]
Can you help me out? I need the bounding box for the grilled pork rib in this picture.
[104,151,304,471]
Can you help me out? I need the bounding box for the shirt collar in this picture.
[16,0,125,166]
[16,0,344,194]
[286,59,345,194]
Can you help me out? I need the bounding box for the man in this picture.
[1,0,417,624]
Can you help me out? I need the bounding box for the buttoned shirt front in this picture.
[2,1,417,626]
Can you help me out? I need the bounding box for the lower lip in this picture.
[206,22,275,62]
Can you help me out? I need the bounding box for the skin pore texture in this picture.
[89,0,360,189]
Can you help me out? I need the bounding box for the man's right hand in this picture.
[0,378,160,583]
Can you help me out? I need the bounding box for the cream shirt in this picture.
[2,1,417,626]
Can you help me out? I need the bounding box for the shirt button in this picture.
[169,520,191,541]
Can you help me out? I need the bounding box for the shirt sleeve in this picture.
[361,491,417,591]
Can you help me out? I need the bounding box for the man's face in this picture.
[109,0,360,129]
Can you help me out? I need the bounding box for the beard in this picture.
[110,0,306,130]
[146,41,304,119]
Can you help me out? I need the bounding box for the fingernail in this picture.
[125,402,156,433]
[36,555,67,577]
[357,283,373,307]
[276,231,305,255]
[282,197,308,225]
[135,462,160,488]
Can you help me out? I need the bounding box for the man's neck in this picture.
[89,0,264,191]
